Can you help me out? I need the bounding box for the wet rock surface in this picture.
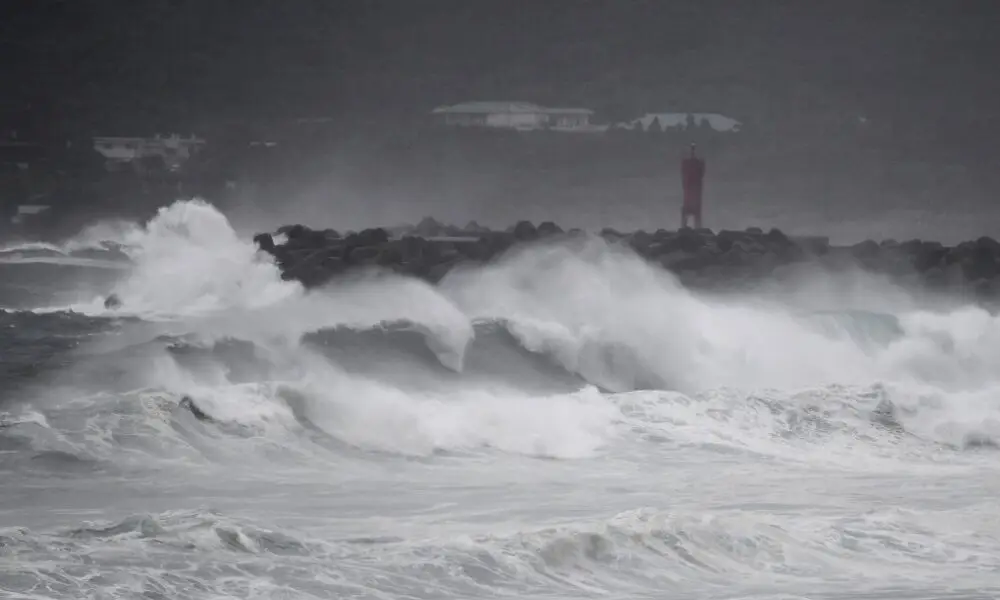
[254,218,1000,302]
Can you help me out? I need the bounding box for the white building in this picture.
[617,112,742,133]
[431,101,599,132]
[10,204,50,225]
[92,133,206,169]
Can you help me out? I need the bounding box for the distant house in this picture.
[431,101,600,132]
[10,204,50,225]
[616,112,742,133]
[0,140,46,171]
[92,133,206,169]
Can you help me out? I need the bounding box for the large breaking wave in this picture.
[0,201,1000,598]
[2,199,998,466]
[4,199,1000,598]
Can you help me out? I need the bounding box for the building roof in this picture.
[93,134,206,143]
[544,107,594,115]
[617,112,742,132]
[432,101,593,115]
[432,101,543,114]
[0,141,46,163]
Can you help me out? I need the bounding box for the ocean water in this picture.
[1,199,999,600]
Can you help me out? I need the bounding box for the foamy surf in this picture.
[2,199,999,599]
[0,255,128,269]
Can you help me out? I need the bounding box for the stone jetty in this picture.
[253,217,1000,301]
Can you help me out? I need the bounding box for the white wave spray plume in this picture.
[40,199,1000,454]
[435,235,1000,449]
[6,199,1000,599]
[103,200,300,318]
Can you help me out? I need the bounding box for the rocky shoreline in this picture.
[253,217,1000,302]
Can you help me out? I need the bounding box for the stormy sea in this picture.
[1,199,998,600]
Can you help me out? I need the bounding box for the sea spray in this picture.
[102,199,299,318]
[4,199,1000,599]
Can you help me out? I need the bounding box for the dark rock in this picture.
[253,233,275,253]
[280,226,327,250]
[674,227,710,253]
[256,219,1000,306]
[959,238,1000,281]
[763,228,805,262]
[419,239,443,263]
[179,396,212,422]
[765,228,790,248]
[454,238,491,261]
[278,247,325,268]
[907,240,946,272]
[657,251,696,271]
[347,245,382,265]
[715,230,743,253]
[277,224,308,240]
[464,220,488,234]
[659,248,720,272]
[442,224,466,237]
[377,245,403,266]
[415,216,444,237]
[321,255,347,272]
[395,236,426,262]
[484,232,515,256]
[794,235,830,255]
[977,236,1000,252]
[387,224,413,238]
[629,230,654,253]
[280,246,342,287]
[537,221,563,236]
[436,243,463,263]
[355,228,389,247]
[721,239,760,266]
[851,239,880,260]
[513,220,537,241]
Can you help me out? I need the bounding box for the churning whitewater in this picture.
[1,199,999,599]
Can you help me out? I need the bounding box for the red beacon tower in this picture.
[680,143,706,229]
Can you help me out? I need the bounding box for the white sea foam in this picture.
[4,199,1000,599]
